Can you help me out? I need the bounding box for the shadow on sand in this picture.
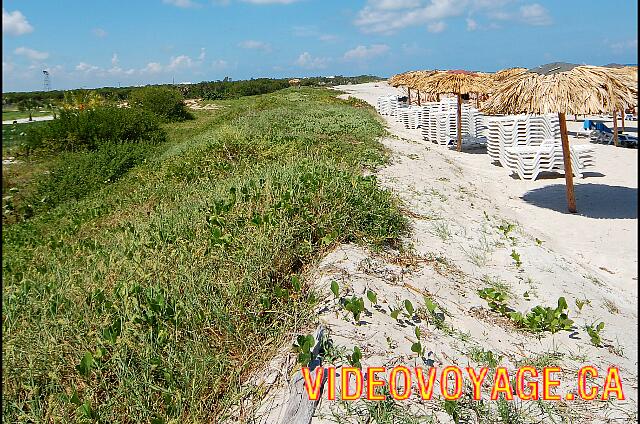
[522,183,637,219]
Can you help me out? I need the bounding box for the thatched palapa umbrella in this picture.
[492,67,528,83]
[416,70,489,151]
[482,63,637,213]
[604,65,638,135]
[389,70,440,105]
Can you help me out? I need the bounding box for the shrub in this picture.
[128,86,193,122]
[31,142,152,210]
[24,106,166,153]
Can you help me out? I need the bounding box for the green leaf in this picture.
[79,400,96,419]
[76,352,95,377]
[404,299,414,316]
[415,327,421,339]
[291,275,301,292]
[557,297,568,310]
[390,309,400,320]
[411,342,422,354]
[366,290,377,305]
[424,298,437,313]
[69,390,81,406]
[330,280,339,298]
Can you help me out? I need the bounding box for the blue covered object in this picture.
[583,119,595,130]
[594,122,611,132]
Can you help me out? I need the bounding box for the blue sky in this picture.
[2,0,637,92]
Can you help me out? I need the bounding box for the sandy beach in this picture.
[246,83,638,423]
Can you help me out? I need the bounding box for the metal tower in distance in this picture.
[43,70,50,91]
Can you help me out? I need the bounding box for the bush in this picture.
[129,86,193,122]
[25,106,166,153]
[31,142,152,210]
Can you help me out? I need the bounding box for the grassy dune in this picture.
[2,88,407,422]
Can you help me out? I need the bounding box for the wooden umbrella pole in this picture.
[475,93,479,108]
[417,90,421,106]
[407,87,411,105]
[456,93,462,152]
[621,108,625,131]
[558,112,577,213]
[612,110,619,146]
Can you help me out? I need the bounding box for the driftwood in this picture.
[278,325,327,424]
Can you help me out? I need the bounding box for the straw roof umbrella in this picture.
[389,70,439,105]
[482,64,637,213]
[492,67,528,83]
[604,65,638,132]
[388,71,417,104]
[416,70,490,151]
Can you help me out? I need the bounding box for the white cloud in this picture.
[295,52,329,69]
[163,0,200,7]
[14,47,49,61]
[354,0,553,34]
[427,21,446,33]
[238,40,272,52]
[167,55,194,70]
[354,0,467,34]
[3,61,16,73]
[198,47,206,61]
[343,44,389,61]
[519,3,551,26]
[76,62,100,73]
[141,62,163,74]
[3,8,34,36]
[93,28,108,38]
[369,0,421,10]
[466,18,477,31]
[111,53,119,66]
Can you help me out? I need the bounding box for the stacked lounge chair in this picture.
[376,95,405,116]
[485,114,595,180]
[419,99,486,146]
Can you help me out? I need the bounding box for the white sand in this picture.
[239,83,637,423]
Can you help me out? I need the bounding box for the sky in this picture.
[2,0,638,92]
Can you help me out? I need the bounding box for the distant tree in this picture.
[128,86,192,122]
[62,90,105,111]
[17,98,38,121]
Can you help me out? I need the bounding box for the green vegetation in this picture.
[478,288,574,333]
[510,249,522,268]
[2,87,406,422]
[346,346,363,369]
[585,321,605,347]
[24,106,165,152]
[293,334,317,366]
[128,86,193,122]
[341,296,366,323]
[2,75,383,108]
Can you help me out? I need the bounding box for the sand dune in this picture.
[242,83,637,423]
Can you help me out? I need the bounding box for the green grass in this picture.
[2,87,407,422]
[2,121,50,153]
